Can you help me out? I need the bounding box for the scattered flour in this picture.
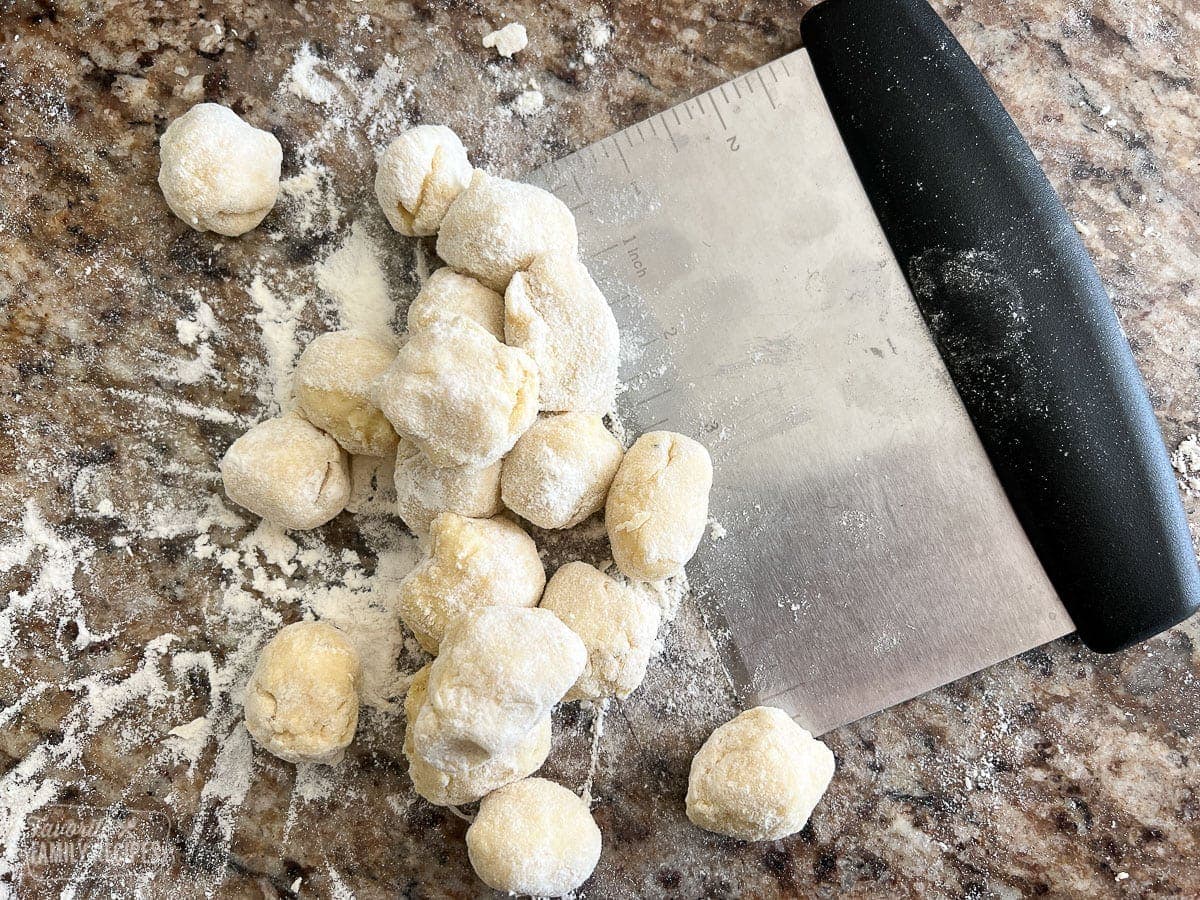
[483,22,529,58]
[513,88,545,116]
[581,19,613,67]
[247,275,306,413]
[1172,434,1200,497]
[315,223,397,341]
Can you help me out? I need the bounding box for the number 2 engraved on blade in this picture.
[727,135,740,152]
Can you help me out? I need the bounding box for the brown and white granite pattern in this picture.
[2,0,1200,897]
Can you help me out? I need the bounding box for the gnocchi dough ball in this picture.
[393,440,502,536]
[606,431,713,581]
[505,253,620,413]
[540,562,661,701]
[374,125,473,236]
[375,315,539,468]
[243,621,362,765]
[397,512,545,653]
[686,706,835,841]
[219,412,351,530]
[467,778,602,898]
[404,665,551,806]
[412,607,586,771]
[501,413,623,529]
[158,102,282,236]
[436,169,578,291]
[293,331,399,457]
[406,268,504,341]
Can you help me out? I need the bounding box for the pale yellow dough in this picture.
[393,440,502,537]
[436,169,578,291]
[374,315,539,468]
[466,778,602,897]
[406,268,505,341]
[501,413,624,529]
[411,607,586,771]
[539,561,661,701]
[243,621,362,765]
[397,513,545,653]
[505,252,619,413]
[219,412,351,530]
[686,706,835,841]
[403,665,550,806]
[605,431,713,581]
[374,125,473,236]
[293,331,399,457]
[158,102,282,236]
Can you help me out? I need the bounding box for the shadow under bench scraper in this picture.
[529,0,1200,733]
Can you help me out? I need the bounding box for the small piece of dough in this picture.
[482,22,528,58]
[404,665,550,806]
[293,331,399,457]
[501,413,623,529]
[505,253,620,413]
[375,125,473,236]
[605,431,713,581]
[539,562,661,701]
[686,706,835,841]
[243,621,362,765]
[406,268,505,341]
[393,440,502,537]
[466,778,602,897]
[436,169,578,291]
[375,315,539,468]
[158,102,282,236]
[219,412,351,530]
[412,606,586,770]
[397,513,545,653]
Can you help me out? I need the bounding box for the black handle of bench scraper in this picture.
[801,0,1200,652]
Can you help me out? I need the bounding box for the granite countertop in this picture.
[3,0,1200,897]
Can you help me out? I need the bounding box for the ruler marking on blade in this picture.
[780,58,792,77]
[743,76,754,94]
[768,63,781,84]
[732,80,743,100]
[637,387,673,406]
[672,107,683,126]
[613,139,631,174]
[719,83,731,104]
[659,115,680,152]
[758,70,776,109]
[709,93,729,130]
[685,102,695,121]
[590,241,622,259]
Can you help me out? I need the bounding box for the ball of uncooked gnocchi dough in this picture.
[293,331,399,457]
[375,315,539,468]
[406,268,504,341]
[375,125,473,236]
[243,621,362,765]
[412,606,586,771]
[393,440,502,536]
[501,413,623,529]
[219,412,351,530]
[539,561,661,701]
[397,512,545,652]
[605,431,713,581]
[686,706,835,841]
[505,253,620,413]
[404,665,551,806]
[436,169,578,291]
[466,778,602,897]
[158,102,282,236]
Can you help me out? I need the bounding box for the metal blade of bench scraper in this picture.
[530,49,1073,735]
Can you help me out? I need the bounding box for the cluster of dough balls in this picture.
[167,106,822,893]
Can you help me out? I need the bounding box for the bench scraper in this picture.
[530,0,1200,734]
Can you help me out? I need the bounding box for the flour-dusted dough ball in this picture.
[397,513,545,652]
[243,621,362,765]
[393,440,502,536]
[413,607,586,770]
[376,315,539,468]
[293,331,399,457]
[606,431,713,581]
[505,253,620,413]
[219,412,351,530]
[436,169,578,291]
[686,706,835,841]
[404,665,551,806]
[375,125,473,236]
[406,268,504,341]
[158,102,282,236]
[467,778,602,897]
[540,562,661,701]
[501,413,623,529]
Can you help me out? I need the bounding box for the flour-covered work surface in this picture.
[4,1,1200,897]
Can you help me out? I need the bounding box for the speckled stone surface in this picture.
[3,1,1200,898]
